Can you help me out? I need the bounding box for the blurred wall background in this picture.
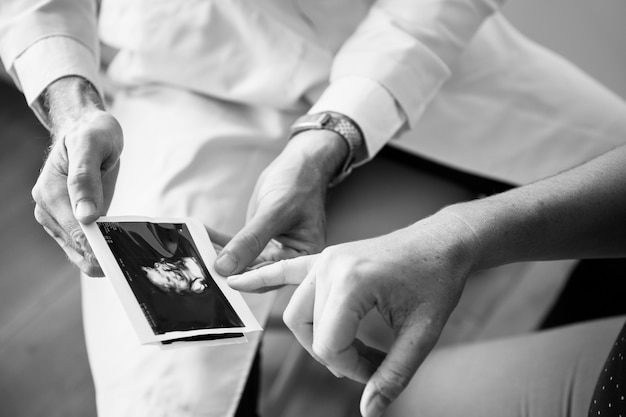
[503,0,626,100]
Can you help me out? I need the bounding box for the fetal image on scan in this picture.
[98,221,244,334]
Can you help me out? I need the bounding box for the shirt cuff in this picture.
[12,35,101,126]
[309,77,407,166]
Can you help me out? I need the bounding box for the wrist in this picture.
[285,130,350,186]
[416,205,485,274]
[41,76,104,140]
[289,111,364,186]
[439,199,518,272]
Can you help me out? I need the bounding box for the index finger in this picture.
[227,255,317,292]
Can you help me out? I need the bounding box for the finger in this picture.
[282,272,318,359]
[215,213,279,275]
[360,319,437,417]
[313,279,377,383]
[205,226,233,249]
[100,160,120,214]
[353,339,387,370]
[57,232,104,277]
[321,338,387,383]
[64,139,105,224]
[38,208,103,277]
[32,175,91,258]
[255,239,306,264]
[227,255,316,292]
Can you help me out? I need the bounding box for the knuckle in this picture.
[282,304,305,333]
[319,246,336,259]
[80,260,103,277]
[59,240,100,277]
[319,253,360,286]
[33,206,60,238]
[66,168,95,189]
[33,205,46,226]
[31,173,58,202]
[237,231,264,255]
[58,235,78,255]
[68,227,88,250]
[317,247,340,270]
[54,220,86,252]
[311,341,341,364]
[106,114,123,137]
[282,308,296,331]
[31,184,41,202]
[71,255,97,277]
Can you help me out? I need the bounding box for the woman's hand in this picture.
[228,211,480,417]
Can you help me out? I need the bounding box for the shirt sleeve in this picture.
[312,0,504,165]
[0,0,101,126]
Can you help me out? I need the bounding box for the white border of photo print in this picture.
[82,216,262,348]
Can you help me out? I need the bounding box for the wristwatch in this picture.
[289,111,364,186]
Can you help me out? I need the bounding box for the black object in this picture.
[541,258,626,329]
[235,351,261,417]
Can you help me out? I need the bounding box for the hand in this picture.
[214,130,349,275]
[228,212,480,417]
[207,226,281,273]
[31,77,123,276]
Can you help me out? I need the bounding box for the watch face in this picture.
[291,112,363,152]
[290,113,329,133]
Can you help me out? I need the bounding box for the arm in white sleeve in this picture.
[0,0,101,127]
[312,0,505,165]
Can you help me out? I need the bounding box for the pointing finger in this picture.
[227,255,317,292]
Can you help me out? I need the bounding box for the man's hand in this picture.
[32,77,123,276]
[214,129,349,275]
[227,212,480,417]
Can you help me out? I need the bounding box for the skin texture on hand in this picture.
[228,144,626,417]
[31,76,123,276]
[228,211,478,417]
[214,129,349,276]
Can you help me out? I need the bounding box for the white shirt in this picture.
[5,3,626,417]
[0,0,502,166]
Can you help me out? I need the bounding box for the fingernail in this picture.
[75,200,97,219]
[363,394,388,417]
[215,252,238,275]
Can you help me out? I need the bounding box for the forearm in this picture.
[41,76,104,139]
[443,146,626,270]
[0,0,101,128]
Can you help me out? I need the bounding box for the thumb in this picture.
[360,321,435,417]
[65,141,105,224]
[215,214,276,275]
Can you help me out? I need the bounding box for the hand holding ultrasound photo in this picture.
[82,216,262,348]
